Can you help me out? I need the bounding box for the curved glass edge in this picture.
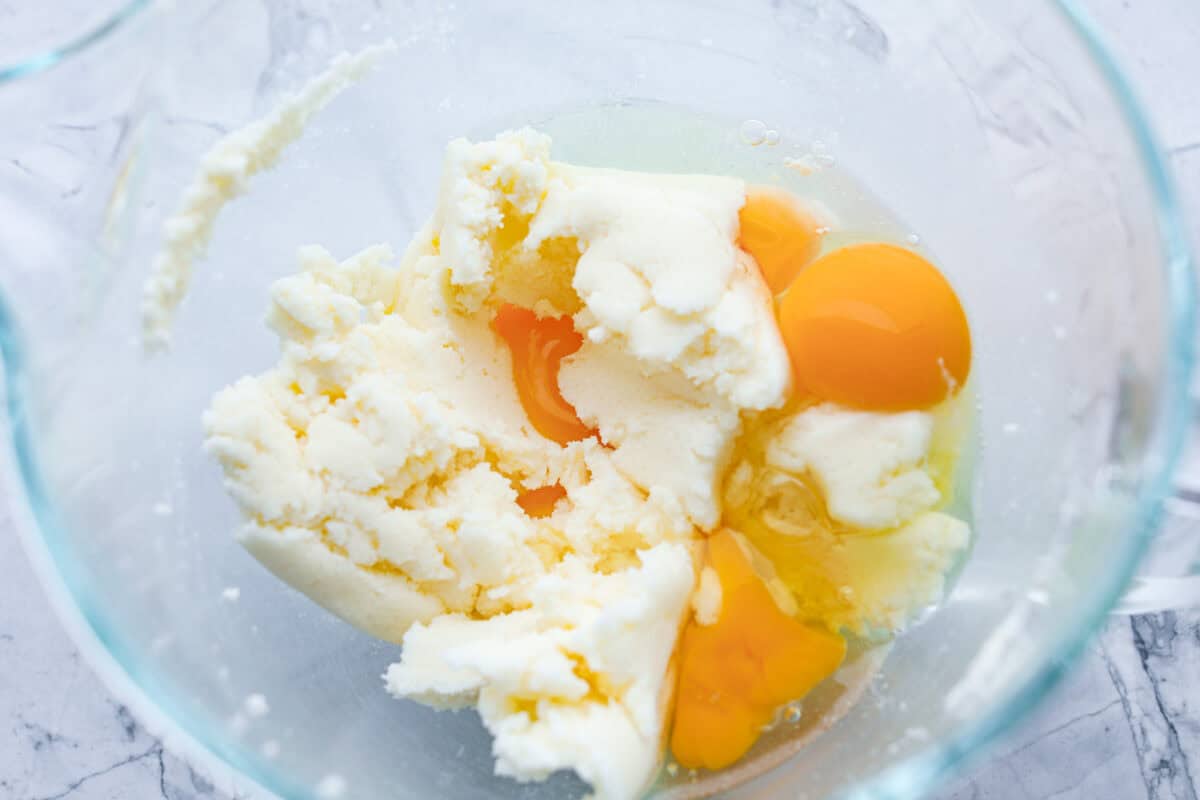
[0,4,1193,800]
[0,295,291,799]
[843,2,1198,799]
[0,0,153,84]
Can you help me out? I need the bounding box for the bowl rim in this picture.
[845,1,1197,797]
[0,0,153,83]
[0,0,1195,798]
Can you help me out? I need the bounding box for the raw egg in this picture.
[778,243,971,411]
[493,303,596,445]
[738,187,824,294]
[670,530,846,771]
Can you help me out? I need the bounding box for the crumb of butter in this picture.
[692,566,723,626]
[767,404,940,530]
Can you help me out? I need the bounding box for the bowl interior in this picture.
[2,1,1192,799]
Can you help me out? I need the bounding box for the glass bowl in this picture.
[1,1,1194,798]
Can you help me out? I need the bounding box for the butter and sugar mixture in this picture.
[204,128,972,799]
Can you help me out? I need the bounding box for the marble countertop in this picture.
[3,1,1200,798]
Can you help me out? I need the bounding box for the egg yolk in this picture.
[778,243,971,411]
[670,531,847,771]
[493,303,596,445]
[516,484,567,518]
[738,187,824,294]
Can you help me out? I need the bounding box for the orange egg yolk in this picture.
[516,484,567,518]
[492,303,596,445]
[778,243,971,411]
[738,187,824,294]
[670,531,847,771]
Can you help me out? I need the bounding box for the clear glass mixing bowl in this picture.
[1,1,1195,798]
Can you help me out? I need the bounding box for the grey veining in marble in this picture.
[936,612,1200,800]
[4,0,1200,799]
[0,503,221,800]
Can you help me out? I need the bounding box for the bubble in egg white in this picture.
[740,119,769,145]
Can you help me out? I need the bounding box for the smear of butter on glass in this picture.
[140,40,397,351]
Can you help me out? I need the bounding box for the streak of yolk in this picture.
[738,187,824,295]
[670,531,847,771]
[492,303,596,445]
[516,484,567,518]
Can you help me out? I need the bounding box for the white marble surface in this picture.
[3,1,1200,799]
